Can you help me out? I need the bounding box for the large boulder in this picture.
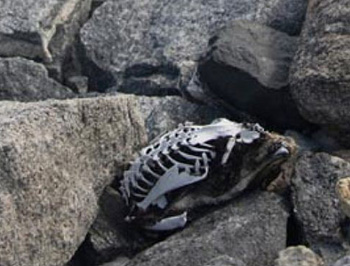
[106,192,289,266]
[0,0,92,80]
[194,20,309,130]
[290,0,350,143]
[291,152,350,265]
[0,95,147,266]
[80,0,307,94]
[0,57,73,101]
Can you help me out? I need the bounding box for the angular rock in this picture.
[0,95,147,266]
[80,0,307,94]
[111,192,288,266]
[275,246,324,266]
[0,57,73,101]
[195,20,309,130]
[0,0,92,80]
[334,256,350,266]
[137,95,226,140]
[290,0,350,142]
[291,152,350,264]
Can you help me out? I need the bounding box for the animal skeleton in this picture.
[120,118,278,231]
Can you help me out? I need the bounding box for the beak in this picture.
[273,145,290,158]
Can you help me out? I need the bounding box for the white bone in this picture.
[221,137,236,165]
[144,212,187,231]
[137,166,207,211]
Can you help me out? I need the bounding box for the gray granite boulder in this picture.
[333,256,350,266]
[105,192,288,266]
[0,57,73,101]
[194,20,309,130]
[80,0,307,94]
[0,95,147,266]
[290,0,350,143]
[291,152,350,265]
[0,0,92,80]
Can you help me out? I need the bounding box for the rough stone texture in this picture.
[0,0,92,80]
[275,246,324,266]
[291,152,350,265]
[195,20,309,131]
[334,256,350,266]
[0,57,73,101]
[0,95,147,266]
[290,0,350,140]
[111,192,288,266]
[80,0,307,94]
[137,95,226,140]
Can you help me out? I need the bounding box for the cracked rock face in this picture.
[0,57,73,101]
[80,0,307,95]
[0,95,147,266]
[291,152,350,265]
[106,192,289,266]
[194,20,309,130]
[290,0,350,143]
[0,0,92,80]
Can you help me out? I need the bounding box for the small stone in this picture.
[275,246,324,266]
[336,178,350,218]
[66,76,89,94]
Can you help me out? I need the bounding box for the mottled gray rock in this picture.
[0,95,147,266]
[112,192,288,266]
[290,0,350,143]
[137,95,227,140]
[291,152,350,265]
[334,256,350,266]
[0,0,92,80]
[275,246,324,266]
[195,20,309,130]
[80,0,307,94]
[0,57,73,101]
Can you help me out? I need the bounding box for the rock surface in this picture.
[291,152,350,264]
[0,57,73,101]
[195,20,309,130]
[0,95,147,266]
[80,0,307,94]
[0,0,92,80]
[290,0,350,142]
[334,256,350,266]
[107,192,288,266]
[275,246,324,266]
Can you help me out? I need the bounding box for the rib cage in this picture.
[119,118,264,217]
[120,123,215,207]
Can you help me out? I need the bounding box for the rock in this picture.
[336,177,350,219]
[80,0,307,94]
[275,246,324,266]
[66,76,89,94]
[0,95,147,266]
[137,95,226,140]
[195,20,309,130]
[0,0,92,80]
[290,0,350,143]
[291,152,350,264]
[109,192,288,266]
[0,57,73,101]
[334,256,350,266]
